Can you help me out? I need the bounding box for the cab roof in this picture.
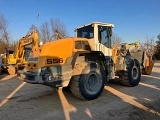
[75,21,114,30]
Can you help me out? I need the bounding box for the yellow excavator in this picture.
[112,42,154,75]
[1,30,40,74]
[18,22,154,100]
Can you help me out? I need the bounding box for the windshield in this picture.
[77,25,94,39]
[24,47,32,61]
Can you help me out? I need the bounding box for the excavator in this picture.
[18,22,154,100]
[112,42,154,75]
[1,30,40,74]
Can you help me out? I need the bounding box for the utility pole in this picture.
[36,13,40,29]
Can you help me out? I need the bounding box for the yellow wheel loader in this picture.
[1,30,40,75]
[18,22,154,100]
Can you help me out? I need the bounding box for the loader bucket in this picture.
[112,48,118,64]
[130,51,154,75]
[144,56,154,75]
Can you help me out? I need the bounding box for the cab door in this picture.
[96,26,112,57]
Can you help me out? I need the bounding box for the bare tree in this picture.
[28,24,37,33]
[112,33,122,48]
[153,34,160,60]
[0,12,11,54]
[40,21,51,43]
[0,13,9,43]
[50,18,68,39]
[140,36,155,57]
[38,18,68,42]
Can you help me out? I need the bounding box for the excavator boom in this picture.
[14,30,39,63]
[1,30,40,74]
[54,30,65,39]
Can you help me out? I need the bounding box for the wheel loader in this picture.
[18,22,154,100]
[1,30,40,75]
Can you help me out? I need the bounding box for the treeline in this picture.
[0,12,69,54]
[28,18,69,43]
[0,13,14,54]
[153,35,160,60]
[0,12,160,60]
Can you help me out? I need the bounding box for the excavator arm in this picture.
[1,30,40,74]
[118,42,140,56]
[112,42,154,75]
[54,30,65,39]
[14,30,39,63]
[127,42,140,52]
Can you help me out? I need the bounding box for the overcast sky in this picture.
[0,0,160,43]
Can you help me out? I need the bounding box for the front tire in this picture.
[69,61,105,100]
[120,59,141,86]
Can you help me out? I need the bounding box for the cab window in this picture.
[77,25,94,39]
[98,26,109,47]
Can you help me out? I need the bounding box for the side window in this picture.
[101,29,108,46]
[98,26,109,47]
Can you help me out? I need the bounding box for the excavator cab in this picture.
[22,47,32,62]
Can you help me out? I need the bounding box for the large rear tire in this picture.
[120,59,141,86]
[69,61,105,100]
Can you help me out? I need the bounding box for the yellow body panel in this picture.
[112,48,118,64]
[6,54,17,64]
[27,37,90,71]
[144,56,154,75]
[38,38,74,66]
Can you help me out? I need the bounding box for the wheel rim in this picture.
[132,66,138,80]
[85,72,101,94]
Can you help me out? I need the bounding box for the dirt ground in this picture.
[0,62,160,120]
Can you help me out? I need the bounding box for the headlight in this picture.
[48,75,52,81]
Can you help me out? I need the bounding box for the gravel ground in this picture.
[0,62,160,120]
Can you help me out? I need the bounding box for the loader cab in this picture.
[76,22,114,56]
